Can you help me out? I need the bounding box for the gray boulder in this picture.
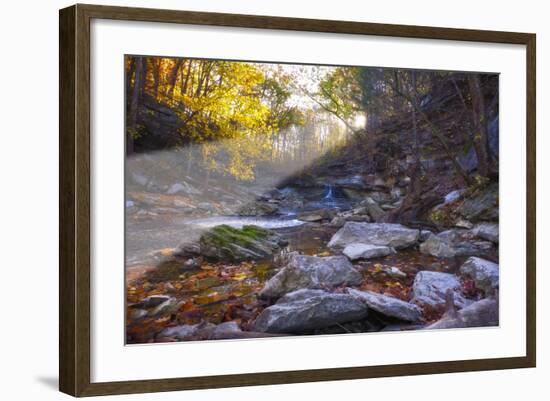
[342,243,395,261]
[328,222,419,250]
[457,183,499,222]
[259,255,362,299]
[199,224,287,262]
[428,298,498,329]
[347,288,422,322]
[459,257,499,296]
[472,223,499,243]
[411,271,468,308]
[360,197,386,222]
[158,324,202,340]
[253,289,368,333]
[419,229,494,258]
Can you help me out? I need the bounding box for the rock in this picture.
[360,197,386,222]
[132,295,172,309]
[333,175,368,189]
[149,297,179,316]
[455,218,474,229]
[411,271,468,308]
[129,309,148,319]
[298,208,334,222]
[209,321,242,339]
[419,233,457,258]
[344,215,371,223]
[329,216,346,227]
[472,223,499,243]
[458,183,499,222]
[382,266,407,279]
[419,230,494,258]
[419,230,433,242]
[253,289,368,333]
[342,243,395,261]
[158,321,217,340]
[427,298,498,329]
[259,255,362,299]
[459,257,499,296]
[347,288,423,322]
[351,206,369,216]
[174,242,201,257]
[368,191,392,204]
[444,189,463,204]
[159,324,198,340]
[328,222,419,250]
[237,201,279,216]
[166,182,201,195]
[183,256,199,268]
[277,288,328,303]
[126,200,135,208]
[199,225,287,262]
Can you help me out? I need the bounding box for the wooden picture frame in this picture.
[59,3,536,397]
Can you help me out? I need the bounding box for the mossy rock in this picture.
[199,224,288,262]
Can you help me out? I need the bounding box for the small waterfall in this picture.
[323,184,335,200]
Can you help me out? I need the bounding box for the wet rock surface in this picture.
[342,243,395,261]
[459,256,499,296]
[411,271,469,309]
[253,289,368,333]
[259,255,362,299]
[347,288,422,322]
[328,222,420,250]
[420,229,494,258]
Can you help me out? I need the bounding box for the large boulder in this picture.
[347,288,422,322]
[253,289,368,333]
[259,255,362,299]
[411,271,469,308]
[472,223,499,243]
[427,298,498,329]
[328,222,419,250]
[342,243,395,261]
[199,225,287,262]
[419,229,494,258]
[459,257,499,296]
[457,183,499,222]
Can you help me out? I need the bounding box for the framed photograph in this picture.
[59,4,536,397]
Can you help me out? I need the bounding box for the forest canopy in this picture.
[126,56,498,188]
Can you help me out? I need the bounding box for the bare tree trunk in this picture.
[151,58,160,98]
[167,59,183,98]
[181,60,193,96]
[127,56,145,155]
[467,75,490,177]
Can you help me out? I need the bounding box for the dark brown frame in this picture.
[59,3,536,397]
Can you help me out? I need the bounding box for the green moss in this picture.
[205,224,269,249]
